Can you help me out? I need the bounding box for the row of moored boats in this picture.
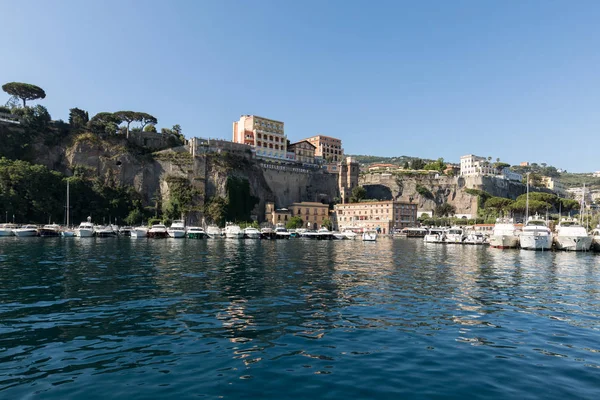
[420,215,600,252]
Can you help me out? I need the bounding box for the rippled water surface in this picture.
[1,237,600,399]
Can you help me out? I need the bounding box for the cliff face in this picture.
[359,173,545,216]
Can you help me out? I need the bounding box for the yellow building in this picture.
[302,135,343,163]
[232,115,291,161]
[334,201,418,234]
[289,202,330,230]
[265,202,292,226]
[540,176,567,197]
[287,140,316,164]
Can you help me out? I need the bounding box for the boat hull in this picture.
[131,229,148,238]
[520,234,552,250]
[225,232,244,239]
[244,232,260,239]
[593,238,600,252]
[489,235,519,249]
[187,232,206,239]
[0,230,14,237]
[13,230,38,237]
[76,229,95,237]
[167,230,186,238]
[555,236,592,251]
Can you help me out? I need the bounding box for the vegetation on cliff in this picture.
[203,176,259,225]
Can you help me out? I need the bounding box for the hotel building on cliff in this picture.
[334,201,418,234]
[460,154,495,176]
[233,115,291,161]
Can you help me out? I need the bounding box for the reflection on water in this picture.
[0,237,600,399]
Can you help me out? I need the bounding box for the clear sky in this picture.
[2,0,599,172]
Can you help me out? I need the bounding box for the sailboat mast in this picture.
[66,179,70,227]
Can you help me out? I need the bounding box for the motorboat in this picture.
[274,225,291,239]
[555,217,592,251]
[362,230,377,241]
[167,220,186,238]
[206,225,222,238]
[95,225,117,238]
[119,226,133,237]
[148,224,168,238]
[243,226,261,239]
[260,227,276,240]
[399,227,429,238]
[424,228,446,243]
[61,229,75,237]
[13,225,38,237]
[519,215,553,251]
[76,217,95,237]
[591,226,600,252]
[0,223,18,236]
[333,231,346,240]
[464,231,487,245]
[342,230,358,240]
[303,227,333,240]
[131,226,148,238]
[445,227,465,244]
[224,223,244,239]
[187,226,206,239]
[489,218,519,249]
[39,224,61,237]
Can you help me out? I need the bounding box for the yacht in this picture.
[13,225,39,237]
[167,220,186,238]
[554,218,592,251]
[187,226,206,239]
[489,218,519,249]
[206,225,222,238]
[119,226,133,237]
[39,224,61,237]
[76,217,95,237]
[342,230,358,240]
[95,225,117,238]
[243,226,261,239]
[519,215,553,251]
[260,227,276,240]
[274,224,291,239]
[464,231,487,245]
[591,226,600,252]
[445,227,465,244]
[148,224,168,238]
[424,228,446,243]
[362,230,377,241]
[0,223,18,236]
[224,223,244,239]
[131,226,148,238]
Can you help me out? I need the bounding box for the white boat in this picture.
[555,218,592,251]
[333,232,346,240]
[591,226,600,252]
[61,230,75,237]
[224,223,244,239]
[13,225,38,237]
[445,227,465,244]
[274,225,291,239]
[489,218,519,249]
[39,224,62,237]
[342,230,358,240]
[167,220,186,238]
[95,225,117,238]
[424,228,446,243]
[119,226,133,237]
[187,226,206,239]
[464,232,487,245]
[0,223,17,236]
[520,215,553,251]
[148,224,168,238]
[206,225,222,238]
[131,226,148,238]
[243,227,261,239]
[76,217,95,237]
[362,230,377,241]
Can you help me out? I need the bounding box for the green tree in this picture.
[509,199,551,214]
[560,198,580,213]
[350,186,367,203]
[204,196,228,226]
[138,112,158,131]
[18,105,51,132]
[2,82,46,107]
[321,218,332,230]
[114,111,137,138]
[286,216,303,229]
[411,158,426,170]
[423,158,446,173]
[484,197,514,214]
[88,112,122,136]
[69,108,89,130]
[435,202,456,217]
[124,208,143,226]
[144,124,157,132]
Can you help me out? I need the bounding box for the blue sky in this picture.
[2,0,599,172]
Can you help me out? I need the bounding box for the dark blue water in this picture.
[1,237,600,399]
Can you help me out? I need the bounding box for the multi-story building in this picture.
[460,154,495,176]
[287,140,316,165]
[288,202,330,230]
[501,167,523,182]
[303,135,343,163]
[265,202,292,226]
[334,201,418,234]
[540,176,567,197]
[232,115,287,160]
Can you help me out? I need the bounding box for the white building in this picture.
[460,154,495,177]
[501,167,522,182]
